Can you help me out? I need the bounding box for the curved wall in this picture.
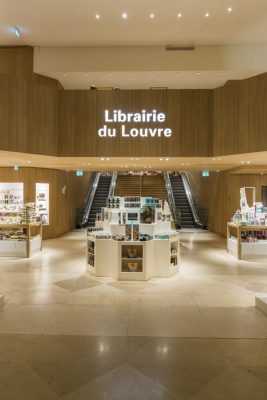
[0,47,267,158]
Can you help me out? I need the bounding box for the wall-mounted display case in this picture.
[36,183,49,225]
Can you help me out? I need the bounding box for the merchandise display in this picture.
[22,203,37,224]
[0,223,42,258]
[87,196,180,280]
[36,183,49,225]
[0,183,24,224]
[228,187,267,260]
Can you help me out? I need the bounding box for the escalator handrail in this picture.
[163,171,180,226]
[108,171,117,197]
[81,172,101,226]
[180,171,203,228]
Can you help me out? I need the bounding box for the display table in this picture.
[87,196,180,280]
[0,223,42,258]
[227,223,267,260]
[88,235,180,281]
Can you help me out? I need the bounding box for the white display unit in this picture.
[36,183,49,225]
[227,223,267,260]
[87,196,179,281]
[117,241,154,281]
[87,237,118,277]
[0,223,42,258]
[154,237,180,278]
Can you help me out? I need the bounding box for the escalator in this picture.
[169,175,195,228]
[168,173,206,229]
[77,173,115,228]
[87,175,112,226]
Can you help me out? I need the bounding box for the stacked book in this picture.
[21,203,37,224]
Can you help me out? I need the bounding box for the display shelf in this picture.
[0,223,42,258]
[154,237,180,277]
[36,183,49,225]
[0,183,23,210]
[227,223,267,260]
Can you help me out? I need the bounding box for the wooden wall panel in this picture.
[0,74,58,155]
[58,89,213,157]
[0,167,92,239]
[213,73,267,155]
[0,46,33,80]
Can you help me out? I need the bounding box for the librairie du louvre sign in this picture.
[98,109,173,138]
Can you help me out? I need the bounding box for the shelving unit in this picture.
[0,183,23,209]
[118,241,153,281]
[0,223,42,257]
[88,239,95,268]
[227,222,267,260]
[154,237,180,277]
[36,183,49,225]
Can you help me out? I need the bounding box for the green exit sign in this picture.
[202,171,209,177]
[76,170,84,177]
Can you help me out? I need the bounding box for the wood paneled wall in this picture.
[213,73,267,155]
[58,89,213,157]
[0,46,33,80]
[0,167,92,239]
[0,74,59,155]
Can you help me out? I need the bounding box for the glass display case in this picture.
[36,183,49,225]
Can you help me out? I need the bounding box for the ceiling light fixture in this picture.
[122,12,128,19]
[95,14,100,19]
[205,12,210,17]
[177,13,182,18]
[14,27,20,38]
[227,7,233,13]
[150,13,155,19]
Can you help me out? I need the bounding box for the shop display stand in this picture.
[227,222,267,260]
[154,237,180,277]
[0,223,42,258]
[118,241,153,281]
[87,196,180,280]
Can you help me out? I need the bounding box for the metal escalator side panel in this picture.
[180,172,203,229]
[81,172,101,227]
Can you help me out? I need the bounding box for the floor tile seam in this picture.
[190,296,215,338]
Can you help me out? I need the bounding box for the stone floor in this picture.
[0,230,267,399]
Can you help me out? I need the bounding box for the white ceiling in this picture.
[51,70,259,90]
[0,0,267,46]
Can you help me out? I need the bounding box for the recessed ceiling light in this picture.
[107,73,111,76]
[205,12,210,17]
[150,13,155,19]
[241,161,245,164]
[197,72,201,75]
[63,73,67,76]
[177,13,182,18]
[122,12,128,19]
[85,73,89,77]
[160,158,163,161]
[166,158,169,161]
[101,157,104,161]
[227,7,233,13]
[95,14,100,19]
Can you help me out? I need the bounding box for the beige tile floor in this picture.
[0,230,267,399]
